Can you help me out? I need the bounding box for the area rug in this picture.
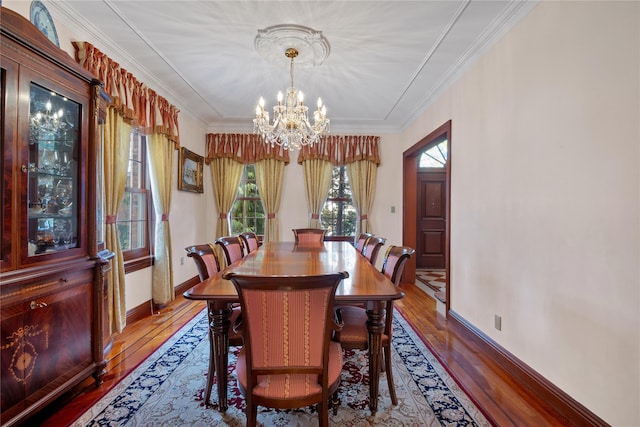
[72,308,490,426]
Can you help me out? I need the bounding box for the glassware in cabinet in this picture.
[27,83,80,256]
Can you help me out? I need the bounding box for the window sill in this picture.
[124,255,154,274]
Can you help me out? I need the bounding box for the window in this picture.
[321,165,356,238]
[117,133,152,269]
[419,139,448,168]
[230,164,265,235]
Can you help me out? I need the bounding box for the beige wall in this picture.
[6,1,639,425]
[376,2,639,425]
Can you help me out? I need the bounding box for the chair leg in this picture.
[383,345,398,405]
[331,390,340,415]
[246,403,257,427]
[319,401,329,427]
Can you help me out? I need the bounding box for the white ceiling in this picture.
[49,1,537,134]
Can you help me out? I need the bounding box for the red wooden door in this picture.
[417,170,446,268]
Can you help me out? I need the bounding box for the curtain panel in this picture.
[302,159,333,228]
[103,107,131,333]
[147,133,175,305]
[255,159,285,242]
[347,160,378,238]
[210,157,244,241]
[73,41,180,145]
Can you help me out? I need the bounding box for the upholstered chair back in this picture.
[355,232,374,253]
[381,245,415,286]
[185,244,219,281]
[239,232,259,255]
[362,236,386,265]
[215,236,245,268]
[292,228,326,244]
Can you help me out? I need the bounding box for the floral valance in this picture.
[72,41,180,145]
[297,135,380,166]
[206,134,290,165]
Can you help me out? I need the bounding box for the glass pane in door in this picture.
[27,83,80,256]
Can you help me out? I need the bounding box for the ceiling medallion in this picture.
[254,24,330,67]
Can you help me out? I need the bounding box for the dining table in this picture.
[183,240,404,414]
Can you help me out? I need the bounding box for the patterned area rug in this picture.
[72,308,489,426]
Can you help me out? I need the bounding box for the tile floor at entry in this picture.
[415,269,446,313]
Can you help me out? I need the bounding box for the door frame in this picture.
[403,120,451,314]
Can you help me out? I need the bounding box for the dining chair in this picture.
[354,232,374,254]
[184,244,243,407]
[215,236,245,268]
[223,270,348,427]
[239,231,259,256]
[292,228,327,244]
[362,235,386,265]
[335,245,414,406]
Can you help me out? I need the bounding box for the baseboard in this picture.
[126,300,153,325]
[126,276,201,325]
[174,276,200,296]
[448,310,610,427]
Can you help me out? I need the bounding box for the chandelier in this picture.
[253,47,330,150]
[30,100,72,142]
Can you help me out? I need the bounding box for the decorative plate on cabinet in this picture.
[30,1,59,47]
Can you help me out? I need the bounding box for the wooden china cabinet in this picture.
[1,8,113,426]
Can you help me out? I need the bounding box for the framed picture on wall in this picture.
[178,147,204,193]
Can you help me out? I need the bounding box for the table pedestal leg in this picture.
[366,305,385,414]
[204,302,215,407]
[209,304,231,411]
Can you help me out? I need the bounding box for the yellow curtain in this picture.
[255,158,285,242]
[210,157,244,238]
[146,133,174,305]
[347,160,378,239]
[302,159,333,228]
[103,107,131,333]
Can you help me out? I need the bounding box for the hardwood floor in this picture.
[34,281,570,426]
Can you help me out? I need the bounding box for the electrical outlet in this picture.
[180,256,184,266]
[494,314,502,331]
[390,205,396,213]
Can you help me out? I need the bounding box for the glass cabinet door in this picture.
[27,83,80,256]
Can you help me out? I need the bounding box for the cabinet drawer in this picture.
[1,270,93,421]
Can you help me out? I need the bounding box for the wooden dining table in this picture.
[183,240,404,413]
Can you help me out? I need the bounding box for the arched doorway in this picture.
[403,120,451,314]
